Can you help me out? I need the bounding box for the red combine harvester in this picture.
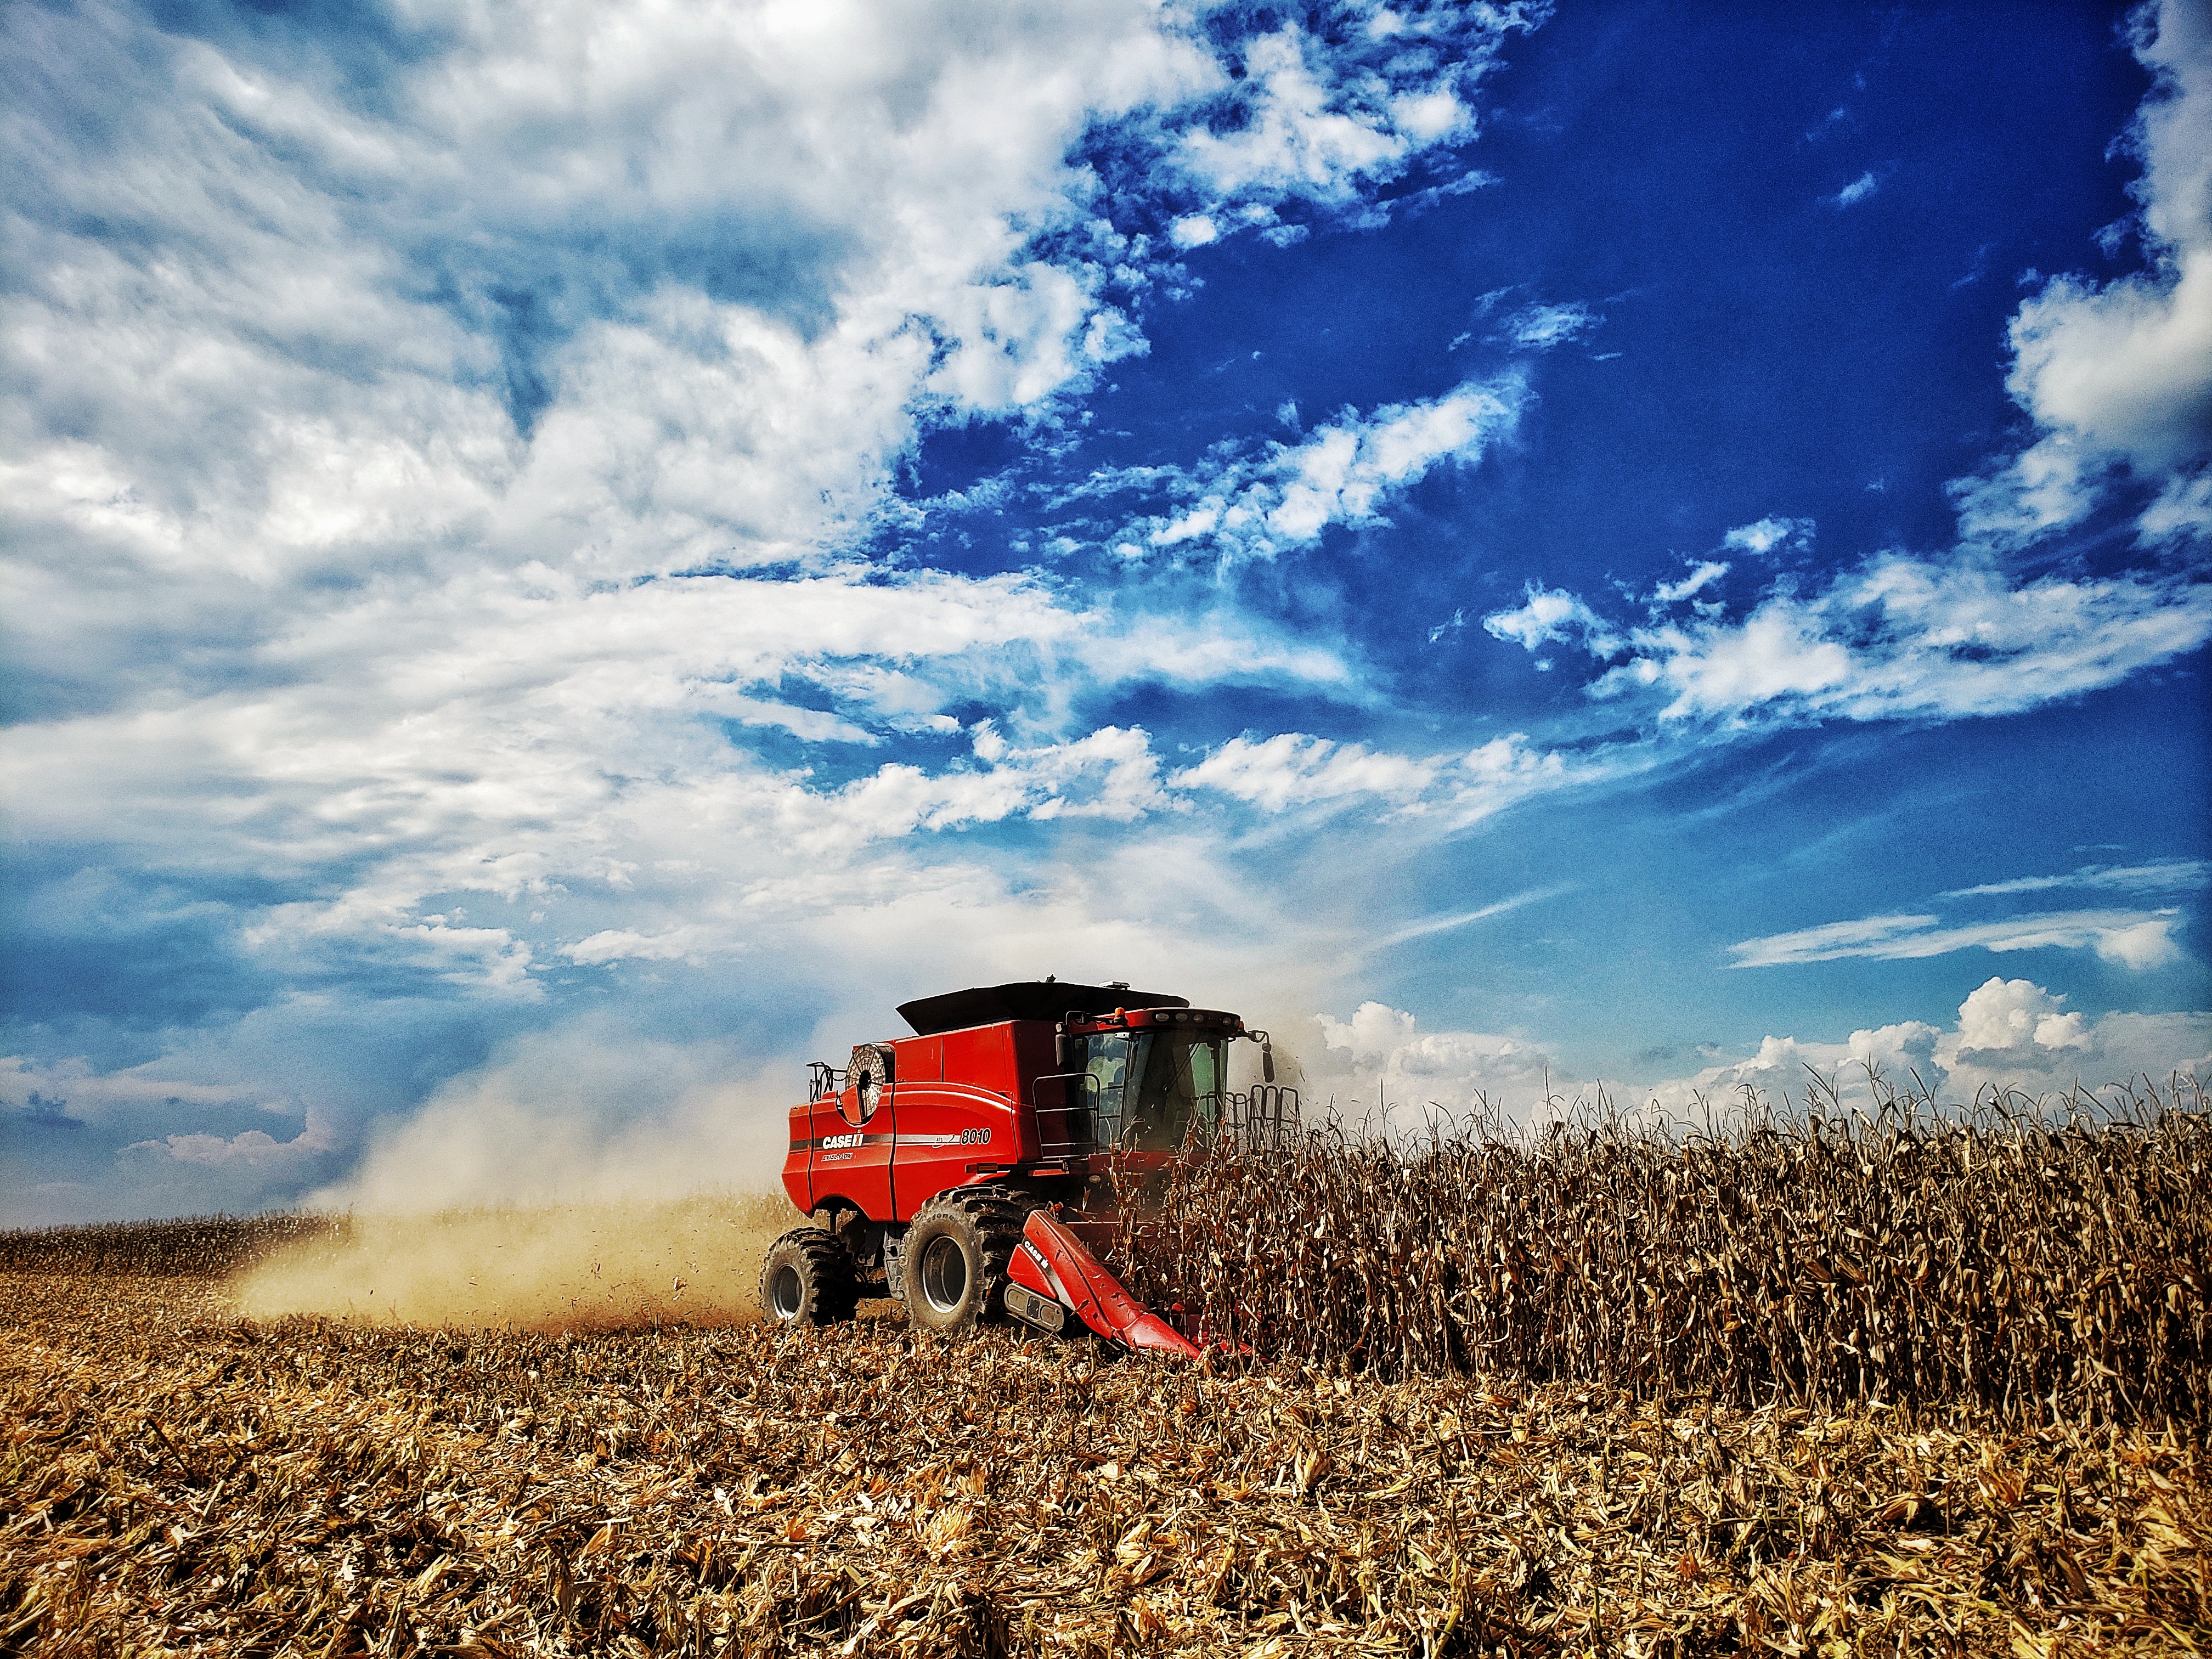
[761,980,1297,1356]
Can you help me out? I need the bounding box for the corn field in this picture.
[0,1212,341,1278]
[4,1270,2209,1656]
[4,1078,2210,1654]
[1121,1074,2211,1424]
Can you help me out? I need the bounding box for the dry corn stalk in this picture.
[1118,1072,2210,1424]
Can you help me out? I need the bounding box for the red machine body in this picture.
[782,1016,1063,1223]
[761,980,1293,1356]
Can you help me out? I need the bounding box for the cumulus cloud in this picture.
[1951,0,2212,545]
[1728,907,2187,971]
[1304,1000,1564,1127]
[1639,978,2210,1120]
[1953,977,2090,1054]
[1721,516,1815,556]
[1482,583,1622,655]
[1274,982,2196,1140]
[126,1111,338,1173]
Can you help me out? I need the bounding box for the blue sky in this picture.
[4,0,2208,1223]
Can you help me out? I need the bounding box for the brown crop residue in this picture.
[228,1192,804,1331]
[4,1268,2209,1657]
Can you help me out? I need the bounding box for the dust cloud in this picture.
[227,1022,817,1328]
[234,1192,802,1330]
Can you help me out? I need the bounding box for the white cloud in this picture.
[1953,0,2212,545]
[1829,171,1880,208]
[1304,1001,1561,1126]
[1482,583,1622,654]
[1650,560,1729,603]
[1105,375,1522,562]
[1954,977,2089,1054]
[1169,19,1499,212]
[1639,978,2209,1119]
[1501,301,1594,349]
[1169,214,1219,249]
[1728,906,2186,971]
[565,927,713,966]
[1721,516,1815,555]
[1944,859,2207,898]
[0,0,1530,731]
[1173,733,1436,812]
[1583,557,2212,725]
[1173,729,1588,827]
[832,723,1170,842]
[126,1110,338,1172]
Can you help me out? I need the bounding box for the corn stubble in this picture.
[3,1082,2208,1657]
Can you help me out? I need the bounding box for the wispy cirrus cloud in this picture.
[1728,907,2186,971]
[1376,884,1575,948]
[1172,730,1599,828]
[1085,375,1524,564]
[1827,170,1881,208]
[1500,301,1595,349]
[1487,553,2212,727]
[1944,860,2207,898]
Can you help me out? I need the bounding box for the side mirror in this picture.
[1055,1028,1077,1071]
[1262,1040,1276,1084]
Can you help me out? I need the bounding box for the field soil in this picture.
[4,1263,2207,1658]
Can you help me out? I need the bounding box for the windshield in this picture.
[1079,1030,1227,1150]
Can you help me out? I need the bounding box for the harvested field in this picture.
[4,1257,2209,1655]
[3,1087,2208,1655]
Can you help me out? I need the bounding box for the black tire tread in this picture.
[902,1185,1040,1329]
[759,1225,861,1325]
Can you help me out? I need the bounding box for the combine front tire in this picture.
[759,1227,860,1327]
[899,1189,1031,1332]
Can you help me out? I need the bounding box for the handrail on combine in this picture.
[806,1062,847,1103]
[1029,1070,1103,1159]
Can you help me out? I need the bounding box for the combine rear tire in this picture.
[899,1188,1034,1332]
[759,1227,860,1327]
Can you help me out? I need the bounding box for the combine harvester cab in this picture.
[760,980,1297,1358]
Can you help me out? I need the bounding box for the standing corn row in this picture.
[1118,1075,2209,1424]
